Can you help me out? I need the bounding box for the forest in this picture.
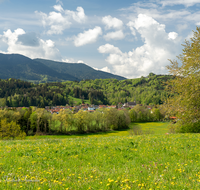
[0,73,174,108]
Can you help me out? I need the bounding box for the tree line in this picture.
[0,105,167,139]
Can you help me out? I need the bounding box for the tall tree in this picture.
[166,27,200,132]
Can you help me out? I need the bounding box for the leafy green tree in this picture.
[129,109,137,122]
[74,110,88,132]
[152,108,162,121]
[0,119,26,140]
[166,27,200,132]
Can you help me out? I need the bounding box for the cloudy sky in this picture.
[0,0,199,79]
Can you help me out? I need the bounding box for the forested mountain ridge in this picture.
[0,53,78,82]
[34,58,126,81]
[0,74,174,107]
[0,53,126,82]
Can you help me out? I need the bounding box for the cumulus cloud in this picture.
[168,32,178,40]
[102,15,123,30]
[36,5,86,35]
[0,28,61,60]
[65,7,86,23]
[98,14,180,78]
[74,26,102,47]
[98,43,122,54]
[103,30,125,41]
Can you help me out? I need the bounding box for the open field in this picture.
[1,122,200,189]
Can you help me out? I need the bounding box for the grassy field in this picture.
[68,96,90,105]
[1,122,200,189]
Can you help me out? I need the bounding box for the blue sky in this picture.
[0,0,200,78]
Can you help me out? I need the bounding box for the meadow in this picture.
[0,122,200,189]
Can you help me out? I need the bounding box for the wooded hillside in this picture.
[0,73,174,107]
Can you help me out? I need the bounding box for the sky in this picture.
[0,0,200,79]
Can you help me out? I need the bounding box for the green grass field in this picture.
[68,96,90,105]
[1,122,200,189]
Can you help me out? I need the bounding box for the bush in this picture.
[0,119,26,140]
[176,121,200,133]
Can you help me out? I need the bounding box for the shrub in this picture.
[0,119,26,140]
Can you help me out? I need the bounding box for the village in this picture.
[45,101,138,114]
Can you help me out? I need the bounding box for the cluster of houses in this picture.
[45,101,137,114]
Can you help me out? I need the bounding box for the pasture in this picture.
[0,122,200,189]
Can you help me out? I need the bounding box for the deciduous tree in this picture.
[166,27,200,132]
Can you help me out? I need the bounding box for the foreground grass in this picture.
[1,132,200,189]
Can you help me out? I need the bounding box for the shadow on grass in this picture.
[27,122,170,140]
[27,128,131,140]
[129,125,154,135]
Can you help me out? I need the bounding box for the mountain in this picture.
[0,53,78,82]
[0,53,126,82]
[34,58,126,81]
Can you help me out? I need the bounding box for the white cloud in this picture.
[0,28,61,60]
[159,0,200,7]
[62,58,84,63]
[74,26,102,47]
[53,4,64,12]
[36,10,71,35]
[36,5,86,35]
[127,22,136,36]
[65,7,86,23]
[102,15,123,30]
[103,30,125,41]
[121,2,200,28]
[93,66,111,73]
[98,43,122,55]
[168,32,178,40]
[98,14,181,78]
[100,66,111,73]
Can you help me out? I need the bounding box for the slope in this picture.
[0,53,78,82]
[34,58,126,80]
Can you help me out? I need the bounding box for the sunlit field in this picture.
[1,122,200,189]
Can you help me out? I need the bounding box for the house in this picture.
[99,105,107,109]
[123,101,136,108]
[88,107,96,111]
[107,105,116,109]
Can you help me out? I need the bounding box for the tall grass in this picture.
[0,131,200,189]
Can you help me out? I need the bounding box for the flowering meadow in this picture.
[0,126,200,189]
